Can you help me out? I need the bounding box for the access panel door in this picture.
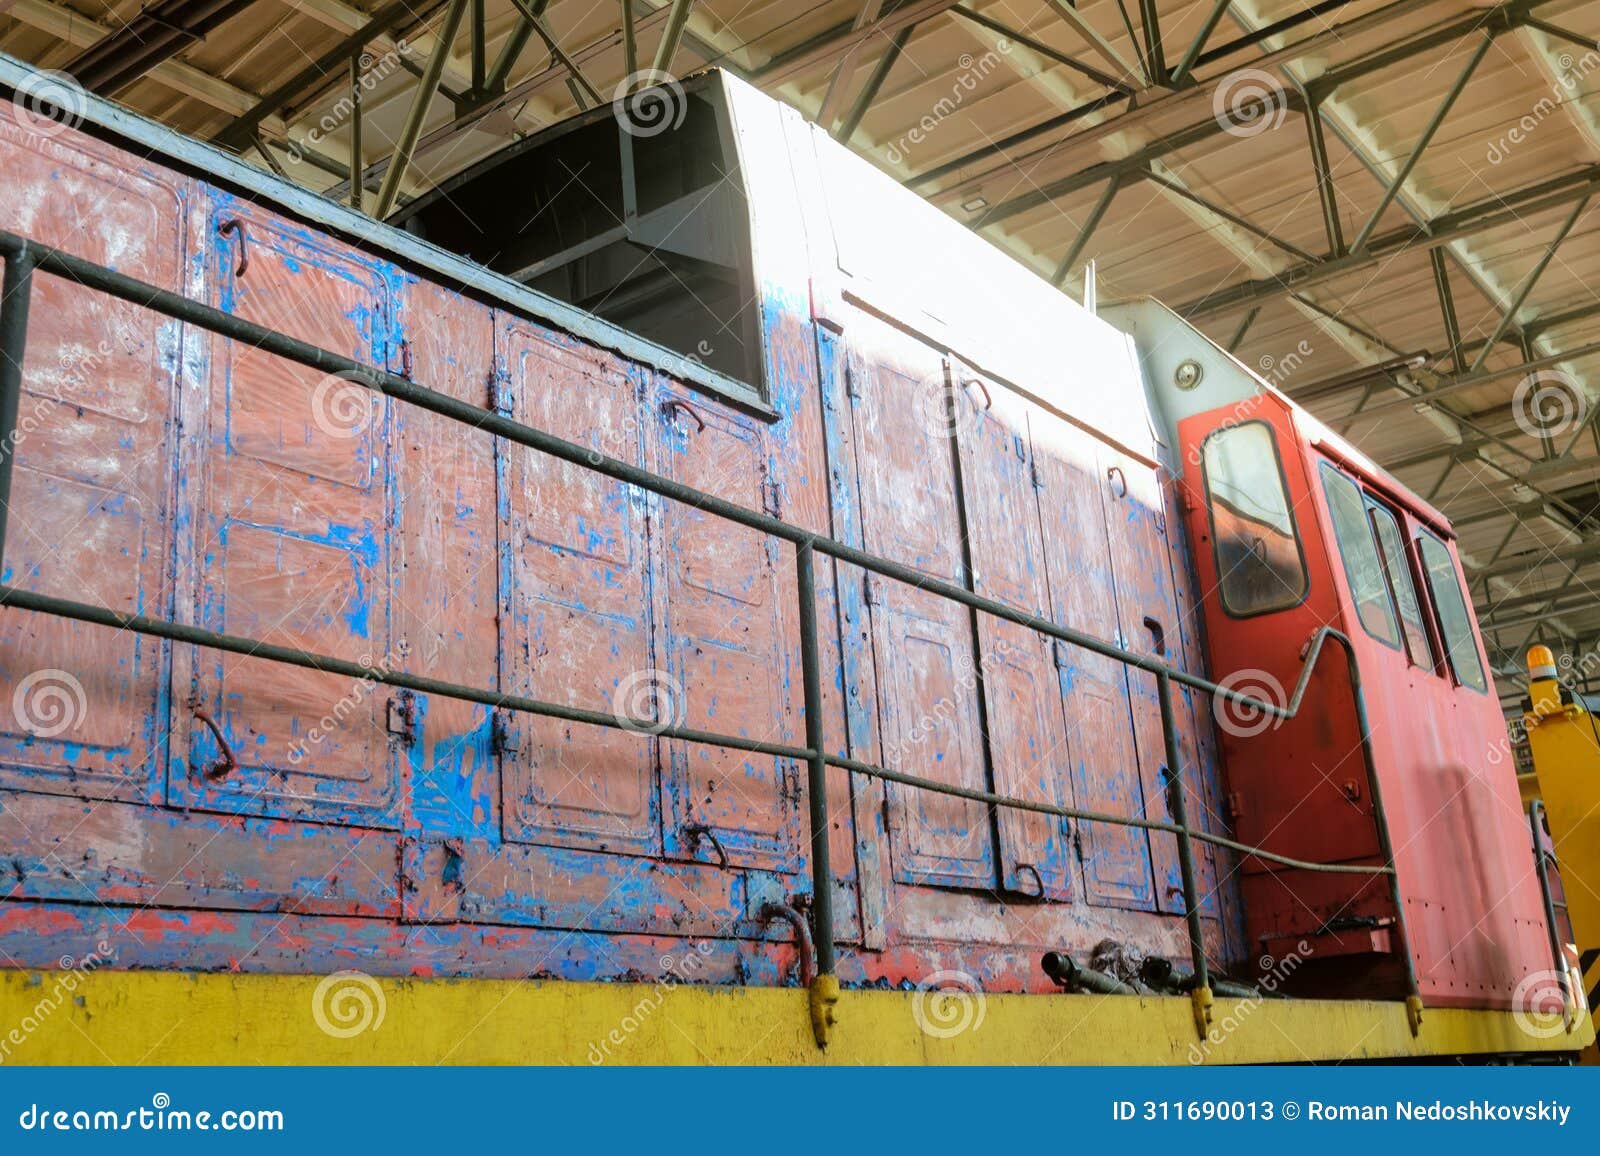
[846,343,992,890]
[654,383,801,872]
[1101,447,1193,913]
[171,211,402,827]
[951,376,1073,900]
[0,123,183,804]
[498,323,658,855]
[1029,409,1155,911]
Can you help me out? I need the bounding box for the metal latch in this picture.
[386,690,419,747]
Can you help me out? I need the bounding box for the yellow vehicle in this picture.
[1520,645,1600,1063]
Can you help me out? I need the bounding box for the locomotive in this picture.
[0,58,1582,1063]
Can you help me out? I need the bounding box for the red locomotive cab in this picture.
[1113,299,1553,1010]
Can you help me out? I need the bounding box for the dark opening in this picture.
[388,75,764,396]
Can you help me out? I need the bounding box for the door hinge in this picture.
[490,356,513,415]
[762,478,782,518]
[844,362,860,402]
[386,690,419,748]
[1052,637,1073,670]
[1030,456,1045,491]
[490,709,519,756]
[863,572,879,606]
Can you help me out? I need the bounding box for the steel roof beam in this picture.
[755,0,963,89]
[1178,164,1600,317]
[372,0,470,217]
[1347,31,1493,253]
[838,23,913,141]
[952,6,1133,94]
[218,0,453,150]
[1170,0,1232,86]
[913,0,1436,195]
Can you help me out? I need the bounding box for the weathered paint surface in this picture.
[0,69,1542,1021]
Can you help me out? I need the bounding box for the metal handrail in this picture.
[0,230,1421,1039]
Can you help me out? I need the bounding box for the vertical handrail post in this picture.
[794,537,838,1047]
[1528,800,1575,1031]
[1157,669,1212,1038]
[0,248,35,570]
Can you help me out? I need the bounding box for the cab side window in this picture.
[1320,464,1400,648]
[1201,421,1309,616]
[1417,532,1489,693]
[1368,503,1436,671]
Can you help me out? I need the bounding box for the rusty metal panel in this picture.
[653,380,801,872]
[874,590,993,888]
[0,788,397,917]
[498,321,658,854]
[1028,409,1156,911]
[1100,447,1190,914]
[844,334,991,889]
[951,376,1073,900]
[169,204,403,826]
[395,280,499,841]
[0,119,184,805]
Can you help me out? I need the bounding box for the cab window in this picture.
[1417,532,1488,693]
[1320,464,1400,648]
[1200,421,1308,616]
[1367,503,1435,670]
